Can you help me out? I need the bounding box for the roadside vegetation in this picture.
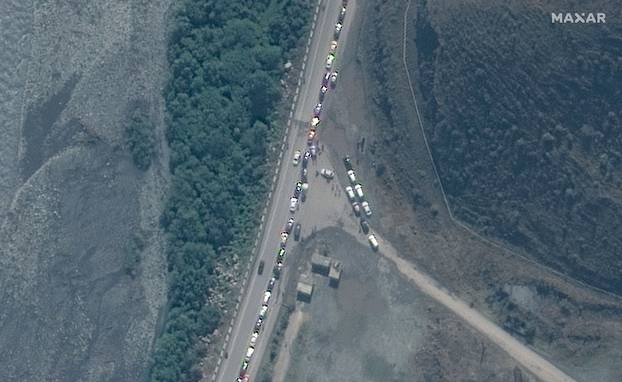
[149,1,312,381]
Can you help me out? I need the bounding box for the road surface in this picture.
[216,1,352,380]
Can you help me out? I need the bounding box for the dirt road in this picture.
[366,232,576,382]
[272,310,306,382]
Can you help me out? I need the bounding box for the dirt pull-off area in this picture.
[0,1,171,381]
[277,229,539,382]
[313,0,622,380]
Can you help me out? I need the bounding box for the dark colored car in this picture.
[285,217,295,234]
[258,260,265,275]
[254,317,263,331]
[360,219,370,234]
[273,265,281,279]
[294,223,301,241]
[294,186,301,198]
[343,155,353,171]
[301,167,308,183]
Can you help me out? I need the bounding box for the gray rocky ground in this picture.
[280,229,536,382]
[0,1,171,381]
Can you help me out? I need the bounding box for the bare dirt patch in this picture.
[279,228,535,382]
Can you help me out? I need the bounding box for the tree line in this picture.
[148,1,311,381]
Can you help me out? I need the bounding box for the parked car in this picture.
[273,266,281,279]
[263,291,271,305]
[244,346,255,362]
[280,232,289,247]
[294,181,303,198]
[310,145,317,157]
[362,201,372,216]
[277,248,286,262]
[320,168,335,179]
[259,305,268,319]
[303,150,311,167]
[368,234,379,251]
[301,167,308,182]
[292,149,301,166]
[330,71,338,86]
[254,317,263,331]
[345,185,356,201]
[329,40,338,54]
[325,53,335,69]
[285,217,295,233]
[360,219,370,234]
[322,72,331,87]
[307,128,317,143]
[289,197,298,212]
[313,103,323,117]
[258,260,265,275]
[294,223,301,241]
[352,201,361,216]
[267,277,276,292]
[354,184,364,199]
[319,85,328,101]
[334,22,343,38]
[311,116,320,128]
[343,155,353,170]
[347,169,356,183]
[240,361,249,374]
[338,6,346,22]
[250,331,259,347]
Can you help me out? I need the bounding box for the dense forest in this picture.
[413,1,622,294]
[150,1,311,381]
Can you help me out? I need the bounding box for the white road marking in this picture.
[211,0,325,380]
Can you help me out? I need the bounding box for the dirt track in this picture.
[365,230,575,382]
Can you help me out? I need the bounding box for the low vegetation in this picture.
[126,109,156,170]
[411,0,622,294]
[149,1,312,381]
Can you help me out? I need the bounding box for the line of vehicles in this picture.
[343,155,379,251]
[235,2,349,381]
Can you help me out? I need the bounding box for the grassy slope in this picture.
[413,0,622,294]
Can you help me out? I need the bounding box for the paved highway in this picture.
[216,1,353,381]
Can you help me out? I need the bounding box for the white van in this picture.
[368,234,379,251]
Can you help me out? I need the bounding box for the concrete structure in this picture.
[311,252,331,276]
[297,281,314,303]
[328,260,342,288]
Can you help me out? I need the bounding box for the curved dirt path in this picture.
[370,232,576,382]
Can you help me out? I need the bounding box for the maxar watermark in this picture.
[552,13,606,24]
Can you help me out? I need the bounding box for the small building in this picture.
[297,281,314,303]
[311,252,331,276]
[328,261,342,288]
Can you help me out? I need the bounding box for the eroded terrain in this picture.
[0,1,171,380]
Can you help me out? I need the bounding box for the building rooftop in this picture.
[297,281,314,297]
[311,252,331,274]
